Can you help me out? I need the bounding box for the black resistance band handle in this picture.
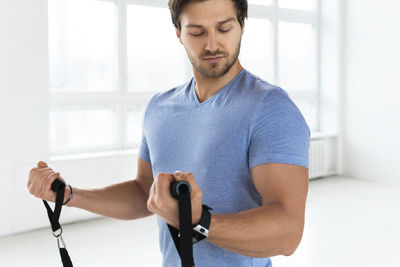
[169,181,195,267]
[42,178,73,267]
[170,181,191,198]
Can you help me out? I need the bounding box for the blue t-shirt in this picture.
[139,68,310,267]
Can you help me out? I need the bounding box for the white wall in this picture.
[0,0,49,236]
[343,0,400,185]
[0,0,139,237]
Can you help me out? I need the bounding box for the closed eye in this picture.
[190,32,204,37]
[190,28,231,37]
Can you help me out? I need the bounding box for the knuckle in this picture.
[43,178,51,188]
[156,172,170,180]
[43,171,53,179]
[156,177,166,187]
[50,172,59,179]
[155,198,163,209]
[147,200,154,211]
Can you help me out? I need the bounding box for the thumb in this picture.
[37,161,48,168]
[174,170,183,180]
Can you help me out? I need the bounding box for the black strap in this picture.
[169,181,195,267]
[43,179,73,267]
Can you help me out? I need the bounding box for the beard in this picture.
[186,38,242,78]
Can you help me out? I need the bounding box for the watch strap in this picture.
[192,204,212,244]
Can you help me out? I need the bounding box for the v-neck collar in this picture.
[190,69,246,107]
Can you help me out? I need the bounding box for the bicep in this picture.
[136,156,154,195]
[251,163,308,219]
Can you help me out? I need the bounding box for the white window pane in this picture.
[50,109,116,152]
[240,18,273,82]
[49,0,118,92]
[126,106,146,146]
[278,22,316,91]
[127,5,188,92]
[279,0,315,11]
[248,0,273,5]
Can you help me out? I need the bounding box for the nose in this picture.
[205,30,219,53]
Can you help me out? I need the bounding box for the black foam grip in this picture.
[170,181,191,199]
[51,178,65,193]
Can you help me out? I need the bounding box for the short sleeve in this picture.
[138,94,159,163]
[248,89,311,169]
[138,133,151,163]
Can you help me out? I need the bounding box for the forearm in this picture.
[66,179,152,220]
[207,203,303,258]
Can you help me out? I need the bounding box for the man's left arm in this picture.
[207,163,309,258]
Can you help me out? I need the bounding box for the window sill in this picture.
[50,148,139,162]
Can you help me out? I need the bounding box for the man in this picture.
[28,0,310,266]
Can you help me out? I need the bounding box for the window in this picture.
[240,0,319,132]
[49,0,320,155]
[127,5,189,92]
[49,0,190,155]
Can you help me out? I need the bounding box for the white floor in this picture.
[1,176,399,267]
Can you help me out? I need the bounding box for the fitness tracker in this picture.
[192,204,213,244]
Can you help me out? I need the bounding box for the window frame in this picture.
[49,0,321,156]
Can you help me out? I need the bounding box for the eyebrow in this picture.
[185,17,236,28]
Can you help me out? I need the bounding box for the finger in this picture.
[58,175,66,184]
[28,167,41,187]
[147,182,157,211]
[37,169,55,194]
[41,169,55,178]
[43,169,59,185]
[174,171,193,185]
[31,169,53,195]
[35,167,52,175]
[157,173,175,186]
[28,182,36,196]
[184,172,196,183]
[29,167,38,176]
[175,171,202,199]
[173,170,183,180]
[27,168,36,188]
[150,180,156,196]
[153,174,176,209]
[179,172,197,185]
[30,175,41,196]
[35,168,54,180]
[37,161,48,168]
[44,172,60,194]
[157,173,175,199]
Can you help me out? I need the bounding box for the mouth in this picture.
[203,56,224,63]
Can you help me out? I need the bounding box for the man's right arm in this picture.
[28,157,154,220]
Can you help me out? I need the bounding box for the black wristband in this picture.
[192,204,212,244]
[62,184,73,206]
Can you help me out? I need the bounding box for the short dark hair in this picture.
[168,0,248,32]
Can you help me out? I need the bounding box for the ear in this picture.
[176,28,183,45]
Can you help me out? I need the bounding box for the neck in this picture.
[193,60,243,103]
